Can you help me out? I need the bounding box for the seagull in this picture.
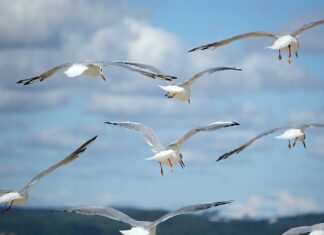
[106,121,239,175]
[0,136,97,213]
[158,67,242,103]
[189,19,324,63]
[57,200,233,235]
[17,61,177,85]
[282,223,324,235]
[217,124,324,162]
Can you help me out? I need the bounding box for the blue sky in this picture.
[0,0,323,219]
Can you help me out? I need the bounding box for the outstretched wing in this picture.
[150,200,233,228]
[17,63,72,85]
[57,206,141,227]
[105,121,165,153]
[189,32,276,52]
[169,121,239,150]
[217,126,292,161]
[0,189,11,196]
[290,19,324,37]
[282,226,312,235]
[300,123,324,130]
[111,62,177,82]
[20,136,97,193]
[182,67,242,87]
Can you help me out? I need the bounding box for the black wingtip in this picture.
[105,121,117,126]
[233,122,240,126]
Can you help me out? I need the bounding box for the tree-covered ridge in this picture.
[0,208,323,235]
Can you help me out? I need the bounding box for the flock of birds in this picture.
[1,18,324,235]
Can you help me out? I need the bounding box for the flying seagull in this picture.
[17,61,177,85]
[189,19,324,63]
[282,223,324,235]
[57,200,233,235]
[217,124,324,162]
[158,67,242,103]
[106,121,239,175]
[0,136,97,213]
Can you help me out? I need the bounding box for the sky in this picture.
[0,0,323,219]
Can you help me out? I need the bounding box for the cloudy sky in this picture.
[0,0,323,219]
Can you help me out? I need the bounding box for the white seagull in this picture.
[17,61,177,85]
[57,200,233,235]
[189,19,324,63]
[106,121,239,175]
[217,124,324,161]
[0,136,97,213]
[282,223,324,235]
[158,67,242,103]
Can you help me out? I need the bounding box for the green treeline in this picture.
[0,208,323,235]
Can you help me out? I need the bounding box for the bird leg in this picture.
[288,45,292,64]
[295,51,298,58]
[159,162,164,176]
[2,201,14,214]
[99,67,106,81]
[278,49,282,60]
[288,140,291,148]
[293,138,298,147]
[166,93,175,99]
[179,159,186,169]
[168,159,174,172]
[187,99,190,104]
[302,140,306,148]
[2,203,8,214]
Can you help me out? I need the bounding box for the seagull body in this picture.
[282,223,324,235]
[106,121,239,175]
[159,67,242,103]
[17,61,176,85]
[58,200,233,235]
[217,124,324,161]
[189,19,324,63]
[0,136,97,213]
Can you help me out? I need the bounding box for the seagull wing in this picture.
[57,206,142,227]
[105,121,165,153]
[112,62,164,74]
[111,62,177,82]
[290,19,324,37]
[189,32,276,52]
[217,126,293,161]
[282,226,312,235]
[17,63,72,85]
[150,200,233,228]
[0,189,12,196]
[19,136,97,193]
[299,123,324,130]
[169,121,239,150]
[182,67,242,87]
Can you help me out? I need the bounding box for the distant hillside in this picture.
[0,208,323,235]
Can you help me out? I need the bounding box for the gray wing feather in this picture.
[183,67,242,87]
[299,123,324,130]
[57,206,141,227]
[216,126,298,161]
[189,32,276,52]
[169,121,239,150]
[110,62,177,81]
[20,136,97,193]
[150,200,233,228]
[17,63,72,85]
[105,121,165,153]
[282,226,312,235]
[290,20,324,37]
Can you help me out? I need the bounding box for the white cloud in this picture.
[85,93,177,115]
[0,89,71,112]
[224,191,321,219]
